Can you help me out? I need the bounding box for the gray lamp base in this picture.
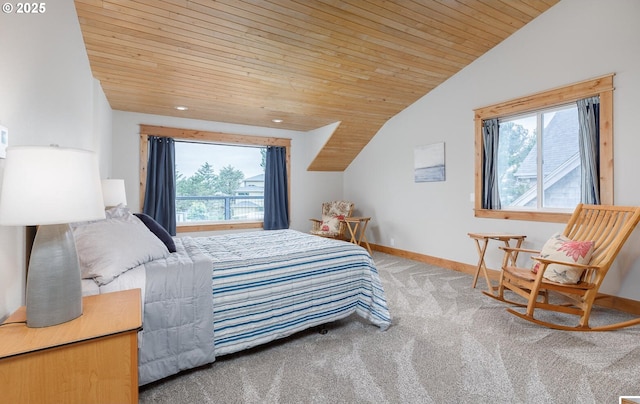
[26,223,83,328]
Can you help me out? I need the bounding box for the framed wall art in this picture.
[414,142,445,182]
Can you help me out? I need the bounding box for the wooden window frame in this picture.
[473,74,614,223]
[139,125,291,233]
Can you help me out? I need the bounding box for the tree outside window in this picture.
[175,141,265,223]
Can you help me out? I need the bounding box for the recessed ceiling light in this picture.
[175,106,188,111]
[272,119,283,123]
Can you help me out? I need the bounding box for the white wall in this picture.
[345,0,640,299]
[111,112,343,232]
[0,0,113,319]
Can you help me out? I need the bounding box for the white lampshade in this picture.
[101,179,127,207]
[0,145,106,327]
[0,146,106,226]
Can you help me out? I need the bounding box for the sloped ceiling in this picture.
[75,0,558,171]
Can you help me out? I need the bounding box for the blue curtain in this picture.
[143,136,177,235]
[482,118,501,209]
[263,146,289,230]
[577,96,600,205]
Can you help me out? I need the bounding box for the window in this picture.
[139,125,290,232]
[474,75,614,223]
[498,104,581,210]
[174,141,266,224]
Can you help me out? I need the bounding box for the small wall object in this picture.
[414,142,445,182]
[0,125,7,158]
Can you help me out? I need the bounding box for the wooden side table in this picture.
[0,289,142,404]
[468,233,525,294]
[342,216,372,254]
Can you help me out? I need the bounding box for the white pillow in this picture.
[532,233,595,284]
[320,214,341,234]
[104,203,134,221]
[70,203,134,228]
[73,216,170,285]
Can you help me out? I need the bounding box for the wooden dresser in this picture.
[0,289,142,404]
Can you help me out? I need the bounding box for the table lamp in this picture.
[0,146,106,327]
[101,178,127,207]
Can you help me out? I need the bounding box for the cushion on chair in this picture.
[325,201,352,217]
[310,214,346,237]
[531,233,595,284]
[320,214,344,234]
[320,214,339,233]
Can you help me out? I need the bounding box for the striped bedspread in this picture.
[189,229,391,356]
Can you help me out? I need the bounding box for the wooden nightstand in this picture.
[0,288,142,404]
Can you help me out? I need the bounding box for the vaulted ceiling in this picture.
[75,0,558,171]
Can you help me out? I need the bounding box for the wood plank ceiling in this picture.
[75,0,558,171]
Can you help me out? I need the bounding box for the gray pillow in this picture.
[73,217,170,285]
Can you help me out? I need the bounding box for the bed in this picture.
[74,206,391,385]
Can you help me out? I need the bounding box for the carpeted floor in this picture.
[139,252,640,403]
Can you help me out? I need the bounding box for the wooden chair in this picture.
[485,204,640,331]
[309,201,354,240]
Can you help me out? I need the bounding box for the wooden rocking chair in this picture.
[485,204,640,331]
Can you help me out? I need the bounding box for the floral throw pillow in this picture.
[532,233,595,284]
[320,214,344,234]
